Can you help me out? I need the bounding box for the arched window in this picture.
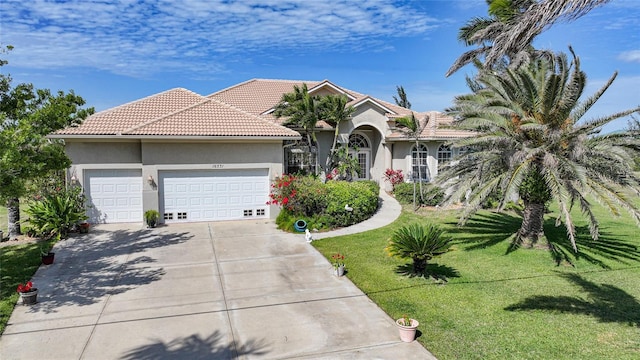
[437,144,452,167]
[411,144,429,182]
[348,133,369,149]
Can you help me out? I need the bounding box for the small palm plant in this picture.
[387,223,452,273]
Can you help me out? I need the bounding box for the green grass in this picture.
[0,238,55,334]
[314,204,640,360]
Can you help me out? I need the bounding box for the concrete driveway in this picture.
[1,220,436,359]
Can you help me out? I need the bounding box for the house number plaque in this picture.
[212,164,224,169]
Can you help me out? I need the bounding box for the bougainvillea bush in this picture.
[270,175,379,231]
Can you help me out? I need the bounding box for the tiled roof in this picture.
[56,88,205,135]
[125,98,299,137]
[55,87,298,138]
[388,111,474,140]
[55,79,471,140]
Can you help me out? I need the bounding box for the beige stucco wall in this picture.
[66,140,142,164]
[65,139,285,220]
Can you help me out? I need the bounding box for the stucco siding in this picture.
[142,141,283,165]
[66,141,142,164]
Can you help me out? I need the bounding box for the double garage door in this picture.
[160,169,269,223]
[85,169,269,224]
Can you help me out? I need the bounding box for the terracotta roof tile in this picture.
[55,79,472,141]
[56,88,205,135]
[125,98,299,137]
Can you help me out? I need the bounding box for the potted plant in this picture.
[78,222,90,233]
[41,245,55,265]
[16,281,38,306]
[331,253,346,276]
[144,210,160,228]
[396,315,419,342]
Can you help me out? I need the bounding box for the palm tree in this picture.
[319,94,355,174]
[393,85,411,109]
[439,50,640,251]
[447,0,610,76]
[396,112,429,209]
[273,84,322,174]
[386,223,453,274]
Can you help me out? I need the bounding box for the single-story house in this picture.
[51,79,472,224]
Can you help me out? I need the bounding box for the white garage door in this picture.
[84,169,143,223]
[160,169,269,223]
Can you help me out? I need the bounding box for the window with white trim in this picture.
[437,144,452,168]
[411,144,429,182]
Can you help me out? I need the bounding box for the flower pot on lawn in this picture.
[334,264,345,277]
[396,318,419,342]
[41,252,55,265]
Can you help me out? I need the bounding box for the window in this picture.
[177,212,187,220]
[348,133,369,149]
[411,144,429,182]
[243,209,253,217]
[437,144,452,167]
[256,209,266,216]
[163,213,173,220]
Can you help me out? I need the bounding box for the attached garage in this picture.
[84,169,143,223]
[159,169,269,223]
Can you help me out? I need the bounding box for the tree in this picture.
[273,83,322,174]
[0,48,94,238]
[396,112,429,209]
[393,85,411,109]
[447,0,610,76]
[438,50,640,251]
[320,94,355,175]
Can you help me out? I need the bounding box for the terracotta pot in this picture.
[41,252,55,265]
[19,289,38,306]
[396,318,419,342]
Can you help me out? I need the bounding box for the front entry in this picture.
[349,133,371,180]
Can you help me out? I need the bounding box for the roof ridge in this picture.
[207,97,299,135]
[206,78,322,98]
[93,88,202,117]
[121,97,213,134]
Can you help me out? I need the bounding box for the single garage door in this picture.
[160,169,269,223]
[84,169,143,223]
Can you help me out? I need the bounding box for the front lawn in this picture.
[0,239,55,334]
[313,205,640,359]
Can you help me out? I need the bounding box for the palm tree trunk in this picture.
[519,201,545,246]
[7,197,21,239]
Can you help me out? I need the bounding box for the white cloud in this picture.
[618,50,640,63]
[1,0,439,78]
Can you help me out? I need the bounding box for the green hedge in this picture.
[274,177,379,231]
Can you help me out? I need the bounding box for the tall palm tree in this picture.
[393,85,411,109]
[396,113,429,209]
[447,0,610,77]
[319,94,355,174]
[273,84,322,173]
[439,50,640,251]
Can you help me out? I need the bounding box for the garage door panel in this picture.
[160,169,269,223]
[85,169,142,224]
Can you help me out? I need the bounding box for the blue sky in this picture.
[2,0,639,132]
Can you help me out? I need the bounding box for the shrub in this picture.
[383,169,404,190]
[394,182,445,206]
[386,222,452,273]
[25,186,88,239]
[324,181,379,227]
